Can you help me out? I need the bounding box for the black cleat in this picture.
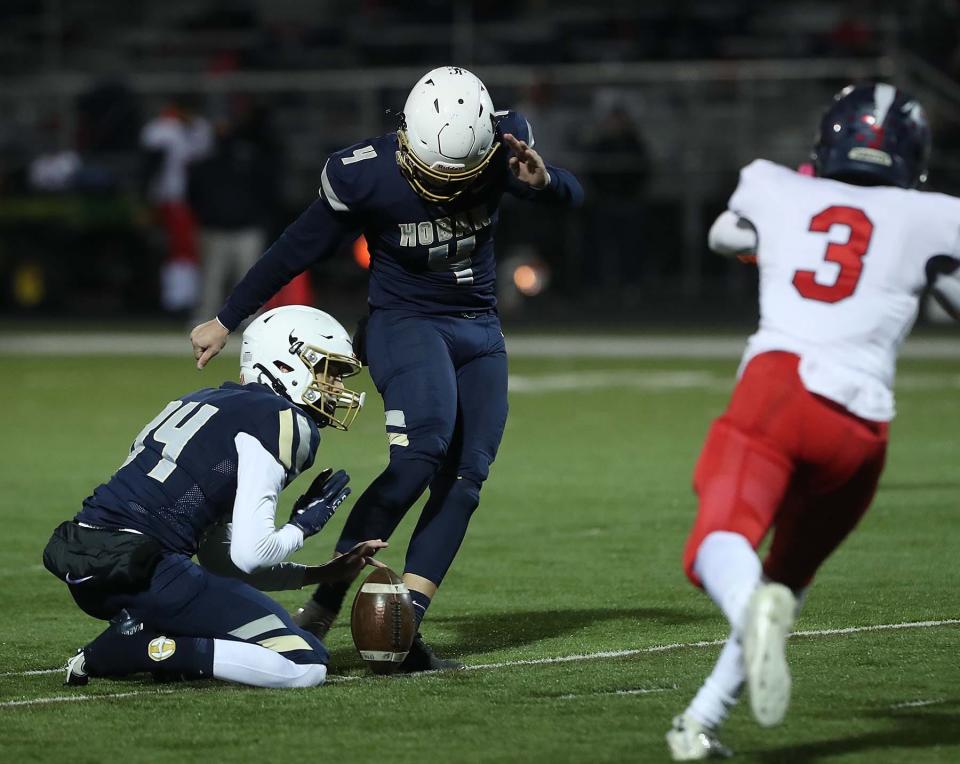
[397,632,464,673]
[64,650,89,686]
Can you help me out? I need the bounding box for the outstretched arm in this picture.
[503,132,584,207]
[198,523,387,591]
[190,197,358,368]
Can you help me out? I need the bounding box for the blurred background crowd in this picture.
[1,0,959,327]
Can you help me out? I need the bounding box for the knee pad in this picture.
[388,413,453,468]
[432,475,481,517]
[448,450,494,486]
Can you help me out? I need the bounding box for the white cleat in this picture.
[743,583,797,727]
[666,714,733,760]
[291,599,338,640]
[64,650,89,686]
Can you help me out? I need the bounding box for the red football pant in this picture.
[683,351,889,590]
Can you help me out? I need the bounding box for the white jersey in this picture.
[722,159,960,422]
[140,114,212,203]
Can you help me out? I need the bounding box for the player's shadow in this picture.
[752,702,960,763]
[427,605,708,656]
[325,605,710,673]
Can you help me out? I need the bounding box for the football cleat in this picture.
[397,632,464,673]
[64,650,89,686]
[292,599,339,641]
[743,583,797,727]
[666,714,733,760]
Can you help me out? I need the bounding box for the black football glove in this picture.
[287,468,351,538]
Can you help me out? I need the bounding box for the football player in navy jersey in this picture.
[50,306,386,688]
[190,66,584,670]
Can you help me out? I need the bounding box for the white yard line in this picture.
[463,618,960,673]
[558,685,678,701]
[0,689,179,707]
[889,699,946,710]
[4,617,957,707]
[2,333,958,360]
[1,668,61,677]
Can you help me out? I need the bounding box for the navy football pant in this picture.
[70,553,328,676]
[336,309,508,586]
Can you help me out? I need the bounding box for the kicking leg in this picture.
[294,311,458,637]
[398,342,508,672]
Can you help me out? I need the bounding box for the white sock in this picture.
[694,531,762,634]
[212,640,327,688]
[686,630,744,729]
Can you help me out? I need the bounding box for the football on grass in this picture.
[350,566,416,675]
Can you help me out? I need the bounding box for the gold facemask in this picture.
[396,128,501,203]
[297,345,364,431]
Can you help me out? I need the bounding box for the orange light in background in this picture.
[353,236,371,270]
[513,264,543,297]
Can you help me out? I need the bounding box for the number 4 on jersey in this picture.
[120,400,219,482]
[793,206,874,303]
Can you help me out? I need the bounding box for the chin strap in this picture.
[252,363,291,401]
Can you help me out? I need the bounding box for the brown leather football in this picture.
[350,566,416,675]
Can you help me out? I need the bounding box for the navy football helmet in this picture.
[812,82,931,189]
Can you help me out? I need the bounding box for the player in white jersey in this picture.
[666,83,960,760]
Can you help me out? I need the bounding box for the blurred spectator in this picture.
[140,97,212,315]
[582,102,651,291]
[28,151,81,192]
[515,76,578,170]
[827,1,877,57]
[188,105,280,323]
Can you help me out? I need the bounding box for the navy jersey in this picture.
[216,112,583,330]
[77,382,320,555]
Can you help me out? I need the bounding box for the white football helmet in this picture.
[239,306,365,431]
[397,66,500,202]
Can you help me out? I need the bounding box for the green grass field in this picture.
[1,347,958,763]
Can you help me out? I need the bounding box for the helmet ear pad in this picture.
[239,306,365,431]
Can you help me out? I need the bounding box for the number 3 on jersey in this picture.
[793,206,874,303]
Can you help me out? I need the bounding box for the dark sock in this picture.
[409,589,432,628]
[84,622,214,679]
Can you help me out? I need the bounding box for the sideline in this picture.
[2,333,959,359]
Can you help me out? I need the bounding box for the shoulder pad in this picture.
[320,134,396,214]
[244,397,320,477]
[729,159,795,220]
[739,159,791,184]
